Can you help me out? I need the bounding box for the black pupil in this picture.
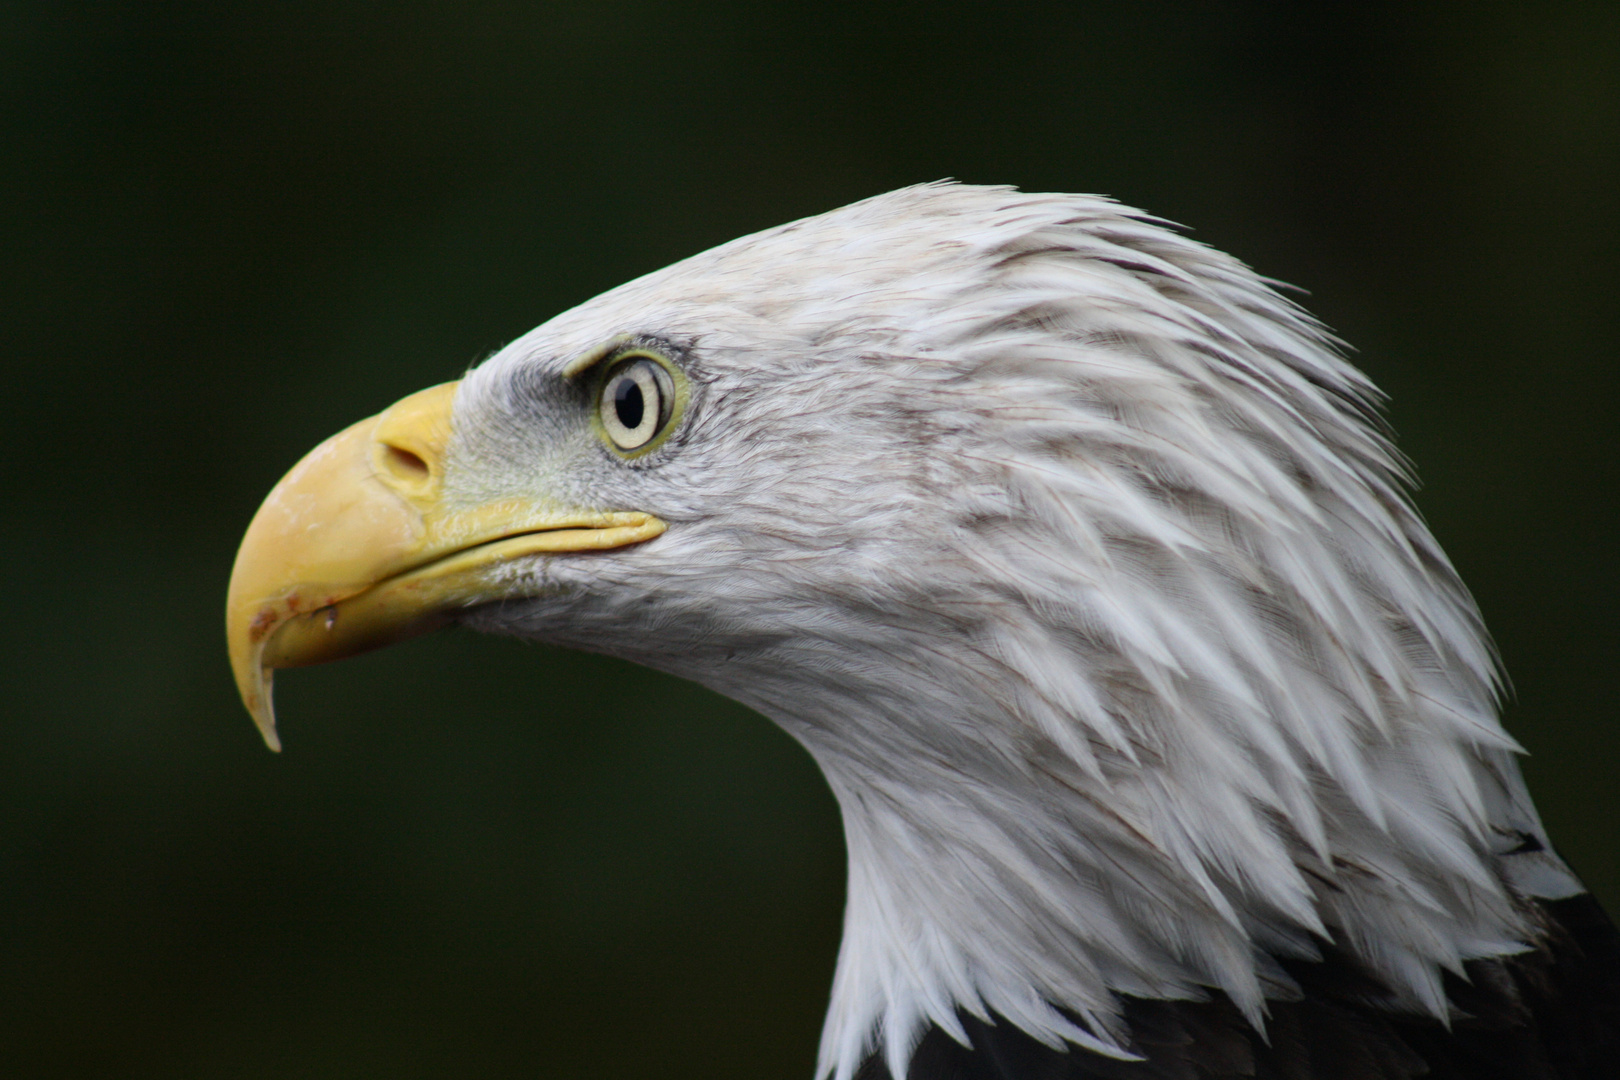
[613,374,646,430]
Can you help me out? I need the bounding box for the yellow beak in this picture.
[226,381,666,751]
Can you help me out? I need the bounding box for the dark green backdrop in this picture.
[4,4,1616,1077]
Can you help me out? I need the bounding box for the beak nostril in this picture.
[383,445,431,481]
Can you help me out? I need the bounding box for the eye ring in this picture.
[597,353,678,453]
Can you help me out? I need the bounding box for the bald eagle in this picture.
[228,184,1618,1079]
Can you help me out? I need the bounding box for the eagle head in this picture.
[228,184,1595,1080]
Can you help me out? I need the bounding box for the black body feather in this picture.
[856,895,1620,1080]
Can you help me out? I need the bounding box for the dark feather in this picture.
[855,895,1620,1080]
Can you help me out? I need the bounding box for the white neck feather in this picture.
[688,189,1580,1080]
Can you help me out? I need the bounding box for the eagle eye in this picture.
[597,352,677,454]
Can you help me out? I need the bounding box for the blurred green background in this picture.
[3,3,1616,1077]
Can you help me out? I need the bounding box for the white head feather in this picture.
[449,183,1580,1080]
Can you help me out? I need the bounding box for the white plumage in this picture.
[448,184,1583,1079]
